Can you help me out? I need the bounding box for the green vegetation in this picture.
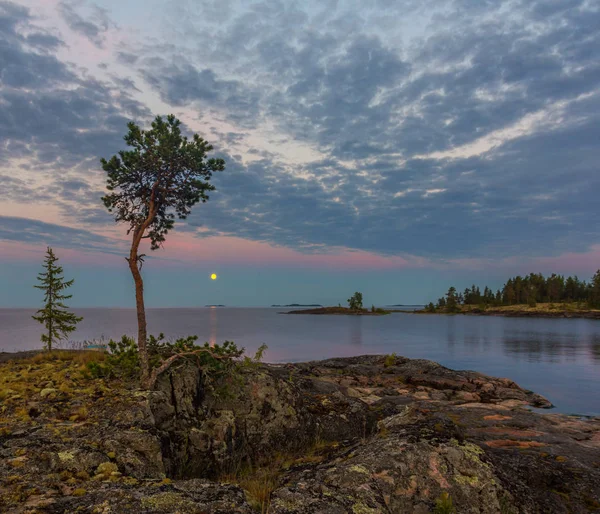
[85,333,265,394]
[220,439,339,513]
[101,114,226,386]
[32,247,82,351]
[427,271,600,312]
[86,336,140,379]
[383,353,397,367]
[434,492,455,514]
[348,291,364,310]
[290,292,390,315]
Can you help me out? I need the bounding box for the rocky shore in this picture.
[1,352,599,513]
[412,305,600,320]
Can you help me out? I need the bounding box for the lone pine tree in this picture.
[32,247,82,351]
[348,292,364,311]
[101,115,225,386]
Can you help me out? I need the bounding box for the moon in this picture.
[210,273,217,280]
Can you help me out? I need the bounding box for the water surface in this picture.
[1,307,598,416]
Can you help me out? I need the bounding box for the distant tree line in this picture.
[428,271,600,312]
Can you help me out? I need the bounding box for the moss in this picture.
[272,497,301,510]
[72,488,86,496]
[141,492,196,512]
[555,455,567,462]
[58,450,76,462]
[107,451,116,459]
[94,461,119,480]
[459,442,486,462]
[60,471,73,481]
[75,471,90,481]
[454,473,479,486]
[348,464,370,475]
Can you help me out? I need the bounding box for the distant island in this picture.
[205,304,226,307]
[271,303,323,307]
[284,306,390,315]
[284,293,391,315]
[416,271,600,319]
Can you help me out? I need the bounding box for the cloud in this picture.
[139,59,262,128]
[0,1,152,228]
[57,0,113,48]
[156,0,600,259]
[2,0,600,264]
[0,215,120,253]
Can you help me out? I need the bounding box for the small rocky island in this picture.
[271,304,323,307]
[284,306,390,315]
[1,352,599,513]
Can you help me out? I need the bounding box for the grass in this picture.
[0,349,117,435]
[219,439,340,513]
[27,350,106,366]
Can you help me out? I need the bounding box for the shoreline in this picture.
[406,307,600,320]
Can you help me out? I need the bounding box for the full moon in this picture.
[210,273,217,280]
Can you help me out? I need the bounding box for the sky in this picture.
[1,0,599,307]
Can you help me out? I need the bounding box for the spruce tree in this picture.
[32,247,83,351]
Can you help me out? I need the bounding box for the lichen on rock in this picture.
[0,352,599,513]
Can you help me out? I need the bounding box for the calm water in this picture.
[1,307,599,416]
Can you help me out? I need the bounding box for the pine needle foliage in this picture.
[100,114,225,386]
[32,247,82,351]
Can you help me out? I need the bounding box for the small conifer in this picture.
[32,247,83,350]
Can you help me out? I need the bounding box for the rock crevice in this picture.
[1,354,599,513]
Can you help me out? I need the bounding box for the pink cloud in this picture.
[2,234,599,276]
[151,233,427,270]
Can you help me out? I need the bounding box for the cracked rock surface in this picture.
[1,353,599,513]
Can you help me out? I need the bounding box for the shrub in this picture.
[434,492,455,514]
[87,333,265,392]
[87,336,139,379]
[384,353,397,368]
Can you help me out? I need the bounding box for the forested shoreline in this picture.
[428,271,600,312]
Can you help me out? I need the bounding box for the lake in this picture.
[1,307,599,416]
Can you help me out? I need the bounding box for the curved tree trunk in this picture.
[129,237,150,386]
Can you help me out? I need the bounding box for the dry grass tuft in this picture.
[219,440,339,513]
[27,350,106,366]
